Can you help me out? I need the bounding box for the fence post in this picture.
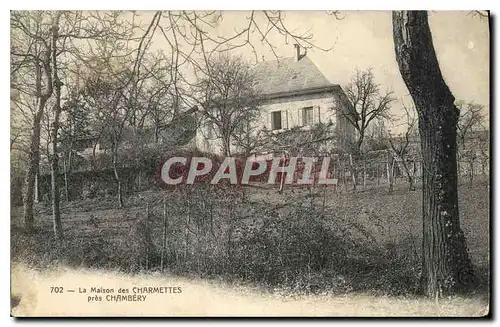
[145,202,150,270]
[161,197,168,272]
[363,157,367,190]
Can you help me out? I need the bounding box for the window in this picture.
[302,107,314,126]
[271,111,282,130]
[205,120,215,139]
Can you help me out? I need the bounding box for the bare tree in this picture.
[11,11,54,232]
[456,100,486,184]
[80,69,133,208]
[342,69,395,192]
[388,102,418,192]
[12,10,344,232]
[12,10,148,236]
[457,101,486,148]
[59,75,90,202]
[393,10,475,297]
[476,130,489,176]
[49,12,64,239]
[194,54,262,156]
[344,69,395,155]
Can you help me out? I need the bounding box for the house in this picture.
[195,46,356,155]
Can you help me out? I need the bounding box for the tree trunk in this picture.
[112,145,124,208]
[22,29,54,231]
[222,134,231,156]
[412,161,417,187]
[393,11,475,297]
[50,15,63,240]
[468,159,474,187]
[386,152,391,184]
[388,157,395,194]
[408,173,415,192]
[161,197,168,272]
[23,103,46,232]
[356,133,364,155]
[457,152,462,181]
[401,159,416,191]
[34,171,39,203]
[363,158,367,190]
[145,203,150,270]
[377,165,380,186]
[50,108,63,240]
[50,152,63,240]
[63,155,69,202]
[349,154,356,192]
[185,196,191,261]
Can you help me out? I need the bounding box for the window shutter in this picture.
[297,108,302,127]
[284,110,289,129]
[313,106,321,124]
[267,112,272,130]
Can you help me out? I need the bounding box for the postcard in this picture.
[10,10,490,317]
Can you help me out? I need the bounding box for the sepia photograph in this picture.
[9,9,491,317]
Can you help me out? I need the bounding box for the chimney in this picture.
[293,44,307,62]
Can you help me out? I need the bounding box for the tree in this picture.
[49,12,64,239]
[11,10,145,234]
[456,100,486,185]
[457,101,486,148]
[59,82,91,202]
[12,10,341,231]
[388,102,418,192]
[76,45,180,207]
[343,69,395,155]
[392,11,475,297]
[11,11,54,232]
[80,70,132,208]
[194,54,262,156]
[343,69,395,191]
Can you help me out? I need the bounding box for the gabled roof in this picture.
[252,56,335,97]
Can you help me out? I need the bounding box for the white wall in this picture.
[196,91,354,155]
[259,93,337,131]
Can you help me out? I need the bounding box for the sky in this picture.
[10,11,490,135]
[144,10,489,133]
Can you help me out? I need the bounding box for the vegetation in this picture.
[11,178,489,298]
[10,10,489,305]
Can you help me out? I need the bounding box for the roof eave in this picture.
[261,84,341,101]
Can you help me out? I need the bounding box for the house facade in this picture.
[195,50,356,156]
